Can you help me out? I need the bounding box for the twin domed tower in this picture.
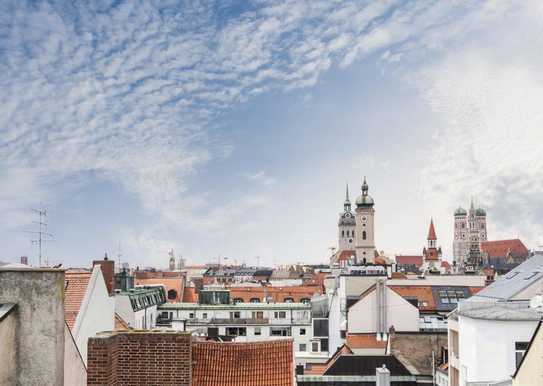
[338,178,376,263]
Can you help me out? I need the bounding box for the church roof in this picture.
[427,219,437,240]
[481,239,529,258]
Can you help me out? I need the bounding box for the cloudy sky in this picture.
[1,0,542,268]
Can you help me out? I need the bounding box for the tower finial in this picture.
[362,176,368,195]
[470,196,475,210]
[345,182,350,202]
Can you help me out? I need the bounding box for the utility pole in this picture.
[25,207,54,267]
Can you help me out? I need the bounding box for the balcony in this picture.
[186,317,270,325]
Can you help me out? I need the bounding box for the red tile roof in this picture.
[481,239,529,258]
[389,285,436,311]
[346,333,387,349]
[64,270,92,330]
[336,250,356,262]
[192,340,293,386]
[114,313,129,331]
[395,255,423,267]
[228,285,321,303]
[183,287,199,303]
[427,219,437,240]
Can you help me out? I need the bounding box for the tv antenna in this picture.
[24,207,54,267]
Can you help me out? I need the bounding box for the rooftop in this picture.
[456,300,542,321]
[64,269,92,330]
[481,239,529,258]
[473,252,543,301]
[193,339,293,386]
[0,303,16,322]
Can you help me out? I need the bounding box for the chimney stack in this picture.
[20,256,28,265]
[376,364,391,386]
[93,254,115,296]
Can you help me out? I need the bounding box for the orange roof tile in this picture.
[183,287,199,303]
[114,313,129,331]
[336,250,356,262]
[192,340,293,386]
[346,333,387,349]
[481,239,529,258]
[135,277,184,302]
[64,270,92,330]
[395,255,423,267]
[389,285,436,311]
[304,363,327,375]
[228,285,321,303]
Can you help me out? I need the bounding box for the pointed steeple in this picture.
[470,196,475,211]
[344,182,351,212]
[427,218,437,240]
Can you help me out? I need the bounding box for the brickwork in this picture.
[87,331,192,386]
[93,259,115,296]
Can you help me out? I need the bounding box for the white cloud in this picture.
[0,0,539,263]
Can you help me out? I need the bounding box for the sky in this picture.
[1,0,543,268]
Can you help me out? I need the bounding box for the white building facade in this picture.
[158,302,322,362]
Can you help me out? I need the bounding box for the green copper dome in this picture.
[455,207,467,216]
[475,208,486,216]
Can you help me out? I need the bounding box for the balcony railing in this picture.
[186,318,270,325]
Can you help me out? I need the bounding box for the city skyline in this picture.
[1,1,542,267]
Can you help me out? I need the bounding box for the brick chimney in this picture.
[93,253,115,296]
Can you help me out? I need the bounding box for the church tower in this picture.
[354,177,376,263]
[422,218,442,271]
[338,184,356,251]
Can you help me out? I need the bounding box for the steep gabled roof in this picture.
[192,339,293,386]
[481,239,529,258]
[64,269,92,330]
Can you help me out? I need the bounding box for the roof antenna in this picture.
[24,205,54,267]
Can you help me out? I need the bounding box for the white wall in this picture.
[348,286,419,333]
[458,316,539,384]
[73,266,115,364]
[64,324,86,386]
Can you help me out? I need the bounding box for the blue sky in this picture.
[1,0,542,268]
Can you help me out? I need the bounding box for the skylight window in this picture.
[506,272,519,279]
[524,272,539,280]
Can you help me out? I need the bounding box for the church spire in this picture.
[428,218,437,241]
[344,182,351,212]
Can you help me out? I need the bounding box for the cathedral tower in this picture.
[338,184,356,251]
[354,177,376,263]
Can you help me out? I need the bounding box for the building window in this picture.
[226,327,246,336]
[300,298,310,304]
[284,297,294,303]
[233,298,243,304]
[202,313,207,319]
[274,311,286,319]
[299,344,306,352]
[300,328,306,335]
[312,342,319,352]
[352,230,355,236]
[320,339,329,352]
[271,327,291,336]
[362,231,367,240]
[515,342,530,367]
[342,230,345,237]
[250,297,260,303]
[230,311,241,319]
[189,313,195,319]
[254,327,261,336]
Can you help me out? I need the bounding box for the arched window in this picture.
[250,298,260,303]
[300,298,310,304]
[342,230,345,237]
[284,297,294,303]
[351,230,355,237]
[233,298,244,304]
[167,289,178,300]
[362,231,367,240]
